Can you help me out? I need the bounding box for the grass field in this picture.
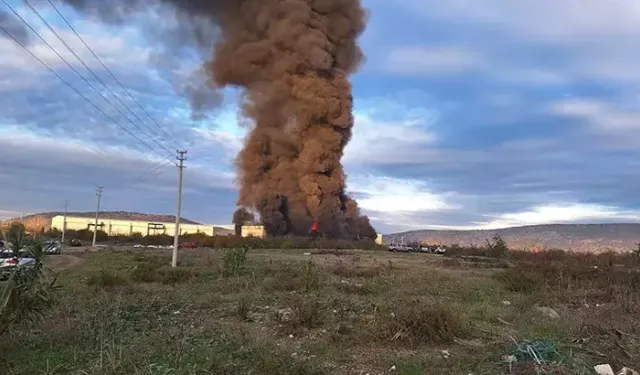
[1,247,638,374]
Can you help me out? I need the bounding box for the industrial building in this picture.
[51,215,219,236]
[240,225,266,238]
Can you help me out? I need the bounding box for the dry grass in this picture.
[1,246,638,374]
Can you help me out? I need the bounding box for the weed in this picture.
[222,246,249,276]
[371,300,463,346]
[493,268,541,293]
[129,261,161,282]
[86,270,129,289]
[331,261,383,278]
[292,296,323,330]
[129,262,197,284]
[236,295,252,321]
[302,259,320,292]
[396,360,426,375]
[154,267,198,285]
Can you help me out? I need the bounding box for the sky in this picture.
[2,0,640,234]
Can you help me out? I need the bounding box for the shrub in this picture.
[302,259,320,292]
[493,268,541,293]
[0,240,59,337]
[86,270,129,288]
[154,267,198,285]
[222,247,249,276]
[371,300,463,346]
[276,295,323,332]
[129,261,161,282]
[485,234,509,258]
[129,262,197,284]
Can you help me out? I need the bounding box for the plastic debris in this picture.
[595,364,615,375]
[534,306,560,319]
[618,367,639,375]
[511,339,560,364]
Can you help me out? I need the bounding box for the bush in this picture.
[493,268,541,293]
[0,240,59,337]
[222,247,249,276]
[485,234,509,258]
[154,267,198,285]
[371,300,463,346]
[86,270,129,289]
[129,261,197,284]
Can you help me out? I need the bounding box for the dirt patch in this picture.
[44,254,83,271]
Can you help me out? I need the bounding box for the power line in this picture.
[1,0,174,159]
[23,0,179,153]
[44,0,185,151]
[108,159,175,192]
[0,23,174,164]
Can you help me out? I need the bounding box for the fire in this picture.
[310,221,318,232]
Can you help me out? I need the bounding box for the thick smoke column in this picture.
[56,0,376,239]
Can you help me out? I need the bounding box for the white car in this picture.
[0,249,36,280]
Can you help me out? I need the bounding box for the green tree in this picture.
[486,234,509,258]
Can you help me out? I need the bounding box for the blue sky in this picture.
[2,0,640,234]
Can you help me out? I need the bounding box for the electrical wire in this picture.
[23,0,180,154]
[108,159,175,192]
[0,23,175,164]
[44,0,186,151]
[1,0,175,159]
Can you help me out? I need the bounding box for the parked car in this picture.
[44,240,62,254]
[387,244,411,252]
[179,241,197,249]
[0,249,35,280]
[69,239,82,247]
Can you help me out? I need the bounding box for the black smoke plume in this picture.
[56,0,377,239]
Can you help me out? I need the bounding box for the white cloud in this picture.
[348,175,458,230]
[0,124,234,190]
[403,0,640,43]
[0,5,149,90]
[550,98,640,134]
[385,46,482,75]
[469,203,640,230]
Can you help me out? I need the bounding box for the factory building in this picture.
[240,225,266,238]
[51,215,218,236]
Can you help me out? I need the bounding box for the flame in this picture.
[310,221,318,232]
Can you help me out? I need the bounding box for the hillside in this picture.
[384,223,640,252]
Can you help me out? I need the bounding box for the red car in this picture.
[179,241,197,249]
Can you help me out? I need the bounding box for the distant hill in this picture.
[9,211,234,235]
[384,223,640,253]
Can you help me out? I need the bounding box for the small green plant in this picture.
[222,246,249,276]
[302,259,320,292]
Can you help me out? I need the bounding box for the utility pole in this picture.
[172,150,186,267]
[92,187,103,247]
[61,200,69,244]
